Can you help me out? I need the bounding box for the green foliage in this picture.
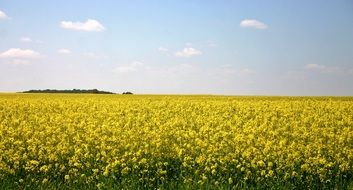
[21,89,115,94]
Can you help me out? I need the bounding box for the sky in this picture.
[0,0,353,95]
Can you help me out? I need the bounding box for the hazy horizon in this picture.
[1,1,353,96]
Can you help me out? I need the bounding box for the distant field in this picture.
[0,94,352,189]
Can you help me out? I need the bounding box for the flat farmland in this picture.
[0,94,352,189]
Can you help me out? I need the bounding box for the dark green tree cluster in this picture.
[22,89,115,94]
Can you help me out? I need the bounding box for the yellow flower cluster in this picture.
[0,94,352,188]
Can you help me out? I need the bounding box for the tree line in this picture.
[21,89,125,94]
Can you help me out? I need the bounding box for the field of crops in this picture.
[0,94,353,189]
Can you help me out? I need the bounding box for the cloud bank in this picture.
[60,19,105,32]
[305,64,340,74]
[175,47,202,57]
[0,48,41,59]
[0,10,9,20]
[240,19,268,29]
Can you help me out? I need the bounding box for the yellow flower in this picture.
[42,178,48,184]
[228,177,233,184]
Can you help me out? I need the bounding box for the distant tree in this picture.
[122,92,133,95]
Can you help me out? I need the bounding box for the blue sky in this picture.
[0,0,353,95]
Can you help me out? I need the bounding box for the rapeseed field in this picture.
[0,94,352,189]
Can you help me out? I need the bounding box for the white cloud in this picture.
[304,64,340,74]
[240,19,268,29]
[20,37,32,43]
[0,10,9,20]
[60,19,105,32]
[0,48,41,59]
[305,63,326,70]
[113,61,144,74]
[57,49,71,54]
[20,37,44,44]
[175,47,202,58]
[158,47,169,52]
